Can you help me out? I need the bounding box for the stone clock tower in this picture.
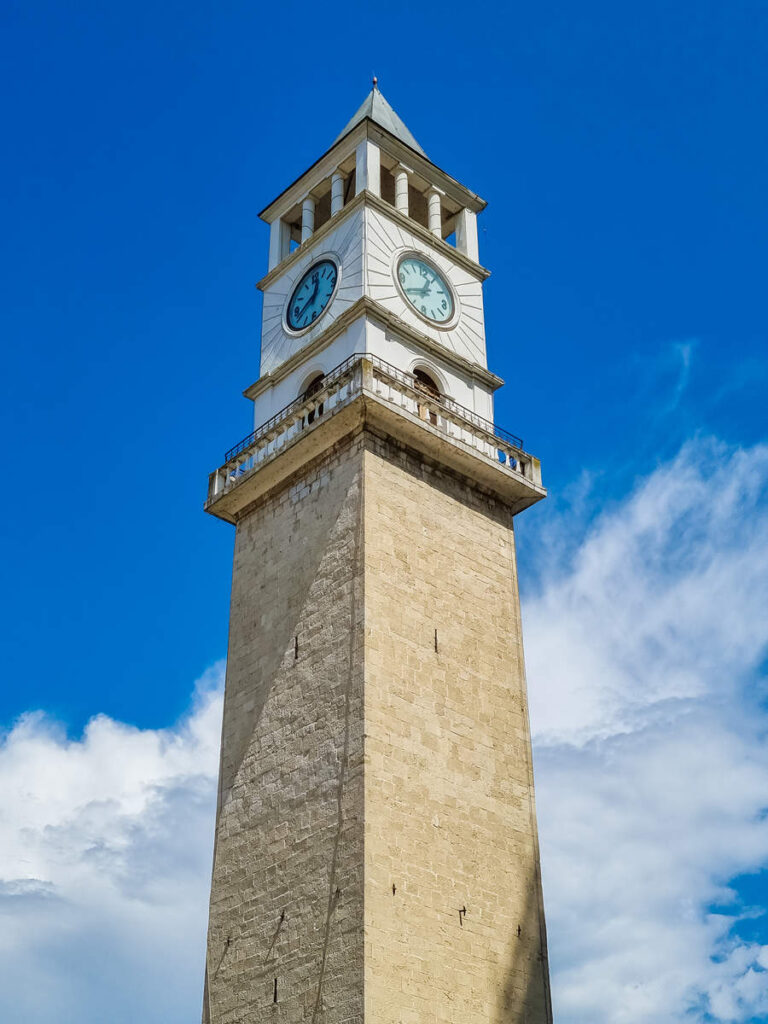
[202,83,552,1024]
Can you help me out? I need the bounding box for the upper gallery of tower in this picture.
[251,83,497,428]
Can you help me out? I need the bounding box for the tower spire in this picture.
[333,82,426,155]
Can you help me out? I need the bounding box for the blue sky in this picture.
[1,1,767,1022]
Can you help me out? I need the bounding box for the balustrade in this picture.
[208,354,538,504]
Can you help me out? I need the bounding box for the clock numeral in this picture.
[441,299,447,310]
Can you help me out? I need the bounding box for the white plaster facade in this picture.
[259,206,366,377]
[253,197,493,427]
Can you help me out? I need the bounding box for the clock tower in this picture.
[202,83,552,1023]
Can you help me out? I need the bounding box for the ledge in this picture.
[256,189,490,295]
[243,296,504,402]
[258,118,487,225]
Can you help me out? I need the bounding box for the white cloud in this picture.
[1,439,768,1023]
[524,438,768,1022]
[0,664,223,1024]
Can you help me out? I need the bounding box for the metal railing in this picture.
[224,353,364,462]
[208,354,539,503]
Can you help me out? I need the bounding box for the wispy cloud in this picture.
[667,338,696,412]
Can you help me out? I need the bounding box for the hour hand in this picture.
[297,293,315,319]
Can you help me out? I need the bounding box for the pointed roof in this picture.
[333,83,427,156]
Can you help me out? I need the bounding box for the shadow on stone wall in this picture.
[494,858,553,1024]
[218,451,362,808]
[203,448,366,1023]
[495,856,557,1024]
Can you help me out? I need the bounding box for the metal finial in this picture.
[372,76,378,89]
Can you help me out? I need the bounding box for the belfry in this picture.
[202,83,553,1023]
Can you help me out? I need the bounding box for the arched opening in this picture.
[301,374,325,426]
[413,368,441,426]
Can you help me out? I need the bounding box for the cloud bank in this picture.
[0,438,767,1022]
[0,665,223,1024]
[525,438,768,1022]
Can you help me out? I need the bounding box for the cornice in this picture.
[366,122,486,213]
[256,191,366,292]
[364,191,491,281]
[244,298,369,400]
[256,190,490,294]
[258,122,367,223]
[243,296,504,401]
[258,119,487,224]
[205,395,544,526]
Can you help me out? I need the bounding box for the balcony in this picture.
[206,354,545,522]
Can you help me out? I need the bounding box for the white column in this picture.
[455,207,479,262]
[394,164,411,216]
[301,196,315,244]
[331,171,345,216]
[427,187,443,238]
[355,139,381,197]
[268,219,290,271]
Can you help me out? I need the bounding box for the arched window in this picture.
[302,374,325,426]
[413,369,440,426]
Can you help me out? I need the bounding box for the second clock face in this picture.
[397,256,454,324]
[286,259,338,332]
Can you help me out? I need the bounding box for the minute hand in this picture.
[297,281,320,318]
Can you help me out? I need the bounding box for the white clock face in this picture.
[397,256,454,324]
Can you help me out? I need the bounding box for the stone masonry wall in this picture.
[203,427,551,1023]
[362,434,552,1024]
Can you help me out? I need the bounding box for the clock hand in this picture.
[405,281,432,297]
[296,279,320,319]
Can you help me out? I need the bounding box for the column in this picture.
[427,187,443,238]
[331,171,345,216]
[455,207,479,262]
[394,164,411,216]
[268,219,290,271]
[355,139,381,197]
[301,196,315,244]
